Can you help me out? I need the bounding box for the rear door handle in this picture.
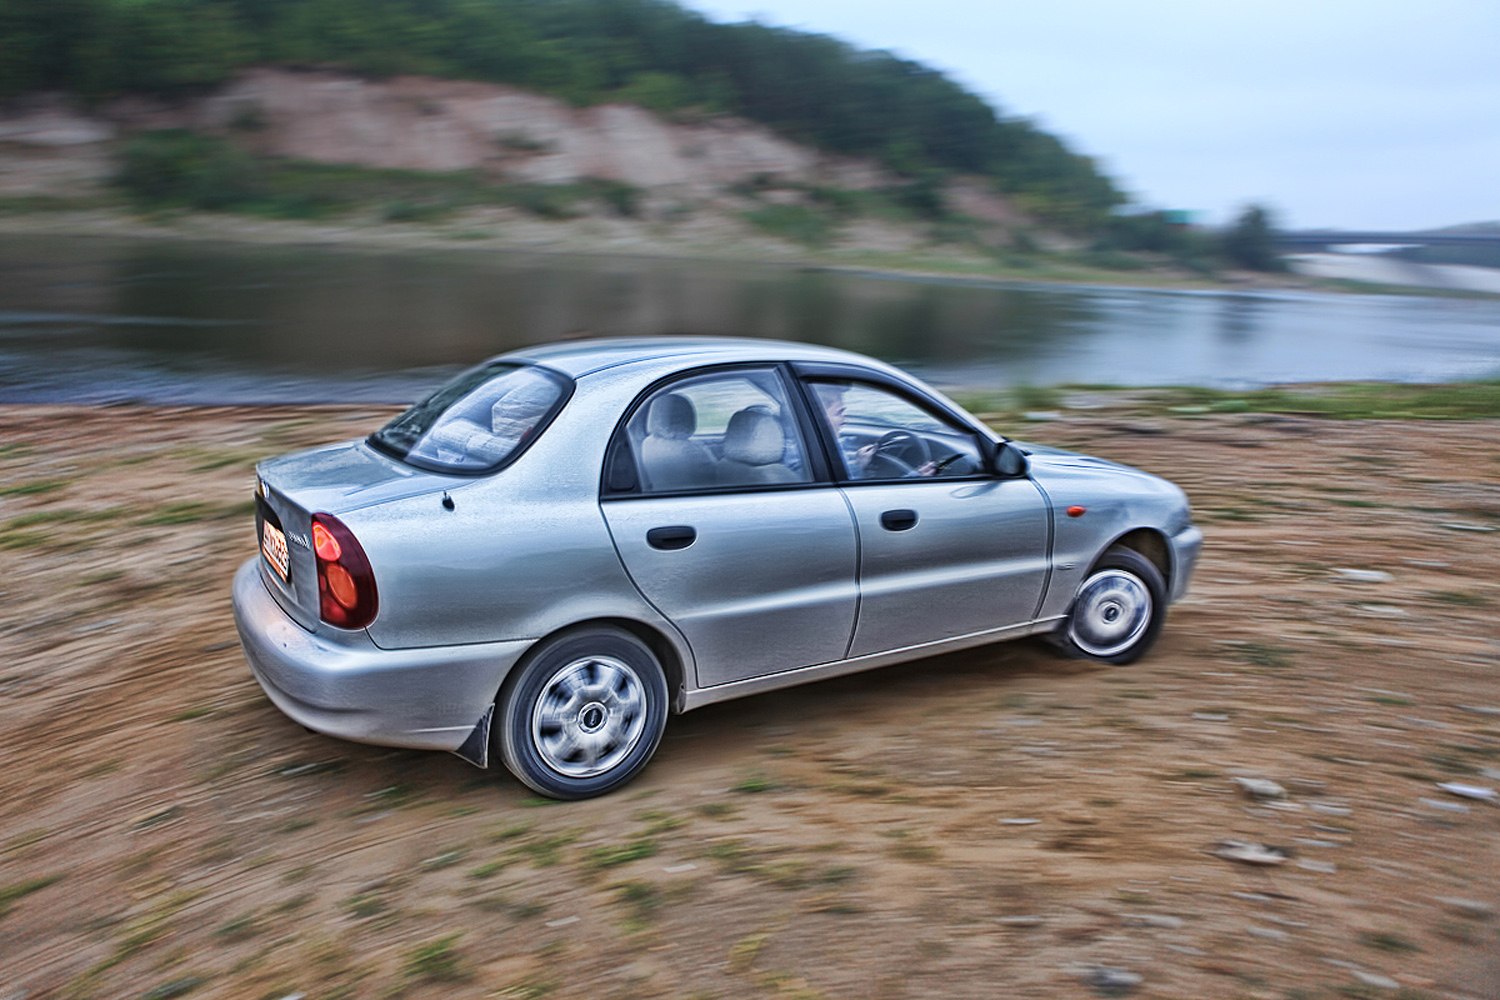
[880,509,918,531]
[646,525,697,550]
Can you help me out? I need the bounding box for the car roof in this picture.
[499,336,889,379]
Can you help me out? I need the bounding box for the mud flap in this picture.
[452,704,493,769]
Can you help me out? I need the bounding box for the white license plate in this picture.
[260,520,290,582]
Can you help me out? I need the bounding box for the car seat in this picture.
[717,408,798,485]
[639,393,716,491]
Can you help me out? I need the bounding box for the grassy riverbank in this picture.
[0,202,1361,298]
[961,379,1500,426]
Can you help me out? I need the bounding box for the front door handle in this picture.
[880,509,918,531]
[646,525,697,550]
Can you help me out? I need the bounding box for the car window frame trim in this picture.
[598,361,837,501]
[789,361,1006,487]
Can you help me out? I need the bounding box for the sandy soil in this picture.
[1,404,1498,999]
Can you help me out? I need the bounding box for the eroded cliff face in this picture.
[194,69,892,195]
[0,67,1025,237]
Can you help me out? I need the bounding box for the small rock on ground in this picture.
[1083,966,1142,996]
[1234,777,1287,800]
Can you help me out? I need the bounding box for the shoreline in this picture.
[4,206,1473,301]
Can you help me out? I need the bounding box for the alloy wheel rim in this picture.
[1068,569,1152,657]
[531,655,647,778]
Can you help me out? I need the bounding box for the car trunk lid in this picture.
[253,439,460,631]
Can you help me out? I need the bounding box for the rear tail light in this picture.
[310,513,378,629]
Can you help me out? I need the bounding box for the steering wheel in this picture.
[868,430,931,478]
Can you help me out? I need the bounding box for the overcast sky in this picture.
[686,0,1499,231]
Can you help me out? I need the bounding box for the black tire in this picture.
[1054,546,1167,665]
[494,627,668,800]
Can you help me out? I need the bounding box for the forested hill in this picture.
[0,0,1123,229]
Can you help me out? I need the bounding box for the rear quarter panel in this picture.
[348,371,684,659]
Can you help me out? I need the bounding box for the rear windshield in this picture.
[369,362,571,474]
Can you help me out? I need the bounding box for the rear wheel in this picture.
[495,627,668,799]
[1057,547,1166,665]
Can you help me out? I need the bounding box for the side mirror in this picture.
[991,440,1029,478]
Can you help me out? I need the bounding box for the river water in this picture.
[1,235,1497,404]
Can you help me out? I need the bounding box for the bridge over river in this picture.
[1277,229,1500,250]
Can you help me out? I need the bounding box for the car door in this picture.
[600,366,859,688]
[801,374,1051,657]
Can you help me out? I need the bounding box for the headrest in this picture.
[646,393,696,439]
[722,408,784,466]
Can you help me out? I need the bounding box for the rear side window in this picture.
[369,363,570,474]
[615,369,813,494]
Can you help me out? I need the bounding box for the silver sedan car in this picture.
[233,337,1201,798]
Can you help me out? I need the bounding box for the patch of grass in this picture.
[0,874,63,917]
[381,199,458,223]
[611,880,662,931]
[728,931,769,972]
[136,502,223,526]
[214,912,261,942]
[585,839,657,870]
[189,452,259,472]
[405,933,465,982]
[704,839,807,888]
[1369,695,1414,707]
[886,837,939,863]
[467,859,510,880]
[743,203,837,246]
[487,822,533,842]
[635,809,686,835]
[468,893,546,921]
[113,130,640,226]
[1010,384,1063,411]
[82,569,126,585]
[694,802,738,819]
[1145,379,1500,421]
[141,976,206,1000]
[1231,643,1293,669]
[732,774,780,794]
[7,507,121,528]
[518,832,578,868]
[343,891,388,920]
[1424,590,1489,607]
[1424,751,1470,774]
[1360,930,1422,953]
[0,479,67,496]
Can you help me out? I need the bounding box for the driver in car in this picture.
[813,382,937,479]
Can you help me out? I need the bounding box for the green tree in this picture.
[1222,204,1282,271]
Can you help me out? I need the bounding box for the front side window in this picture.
[809,379,983,481]
[370,362,569,474]
[623,369,813,493]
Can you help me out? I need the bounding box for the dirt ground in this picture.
[1,403,1497,1000]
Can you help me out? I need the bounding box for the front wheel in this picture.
[495,627,668,799]
[1057,547,1166,665]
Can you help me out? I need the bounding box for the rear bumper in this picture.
[1168,524,1203,602]
[231,558,531,755]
